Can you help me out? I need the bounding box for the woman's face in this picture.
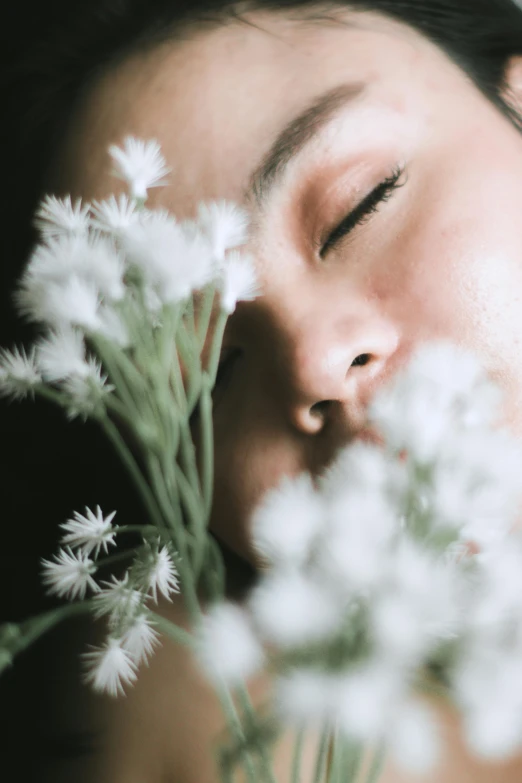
[59,7,522,563]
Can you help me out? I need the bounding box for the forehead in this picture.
[56,9,459,212]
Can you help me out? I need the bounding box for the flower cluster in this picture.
[0,136,258,415]
[0,136,260,699]
[41,505,179,695]
[197,341,522,773]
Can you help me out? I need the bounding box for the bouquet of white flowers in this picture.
[3,137,522,783]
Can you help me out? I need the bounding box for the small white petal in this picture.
[93,573,144,626]
[41,546,99,600]
[220,251,260,313]
[34,195,91,238]
[59,505,117,558]
[249,569,341,648]
[196,200,250,262]
[124,213,213,302]
[251,473,324,567]
[90,194,139,234]
[197,603,264,685]
[36,328,89,381]
[109,136,170,200]
[121,613,161,665]
[62,359,114,420]
[82,636,138,697]
[0,345,41,400]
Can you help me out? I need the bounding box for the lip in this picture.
[352,426,385,447]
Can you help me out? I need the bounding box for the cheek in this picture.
[378,143,522,429]
[209,386,301,562]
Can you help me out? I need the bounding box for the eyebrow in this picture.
[245,81,367,207]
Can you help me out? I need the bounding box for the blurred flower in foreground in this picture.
[197,340,522,772]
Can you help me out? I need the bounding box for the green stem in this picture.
[199,375,214,518]
[2,600,93,664]
[313,728,331,783]
[237,686,277,783]
[97,414,165,533]
[216,682,258,783]
[147,611,195,649]
[291,729,306,783]
[363,742,386,783]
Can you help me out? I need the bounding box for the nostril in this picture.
[351,353,371,367]
[310,400,333,417]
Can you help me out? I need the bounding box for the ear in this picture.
[501,55,522,115]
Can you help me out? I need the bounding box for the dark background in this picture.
[0,5,145,779]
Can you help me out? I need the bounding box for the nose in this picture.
[280,309,399,437]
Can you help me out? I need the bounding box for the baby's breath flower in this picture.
[121,612,161,665]
[132,543,180,603]
[93,574,144,626]
[251,474,323,567]
[124,213,214,303]
[62,359,114,420]
[220,250,260,314]
[197,603,264,685]
[147,546,180,603]
[109,136,170,200]
[82,635,138,697]
[90,193,139,234]
[41,546,99,600]
[34,195,91,238]
[196,200,250,262]
[19,274,102,331]
[249,570,342,649]
[59,505,117,558]
[0,345,41,400]
[36,328,89,381]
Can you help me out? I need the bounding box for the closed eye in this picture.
[319,165,406,258]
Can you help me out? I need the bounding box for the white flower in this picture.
[93,573,144,625]
[59,505,117,558]
[316,479,398,595]
[121,612,161,665]
[34,195,91,238]
[94,305,131,348]
[0,345,41,399]
[36,328,89,381]
[77,235,126,301]
[251,474,324,567]
[109,137,170,200]
[369,340,503,462]
[197,603,264,685]
[21,234,124,302]
[387,699,441,773]
[249,569,342,648]
[196,200,250,262]
[463,701,522,761]
[62,359,114,420]
[124,213,214,302]
[90,194,139,234]
[18,274,101,330]
[41,546,99,600]
[82,636,138,697]
[334,660,408,741]
[220,250,260,313]
[133,545,180,603]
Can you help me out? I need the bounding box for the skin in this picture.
[48,6,522,781]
